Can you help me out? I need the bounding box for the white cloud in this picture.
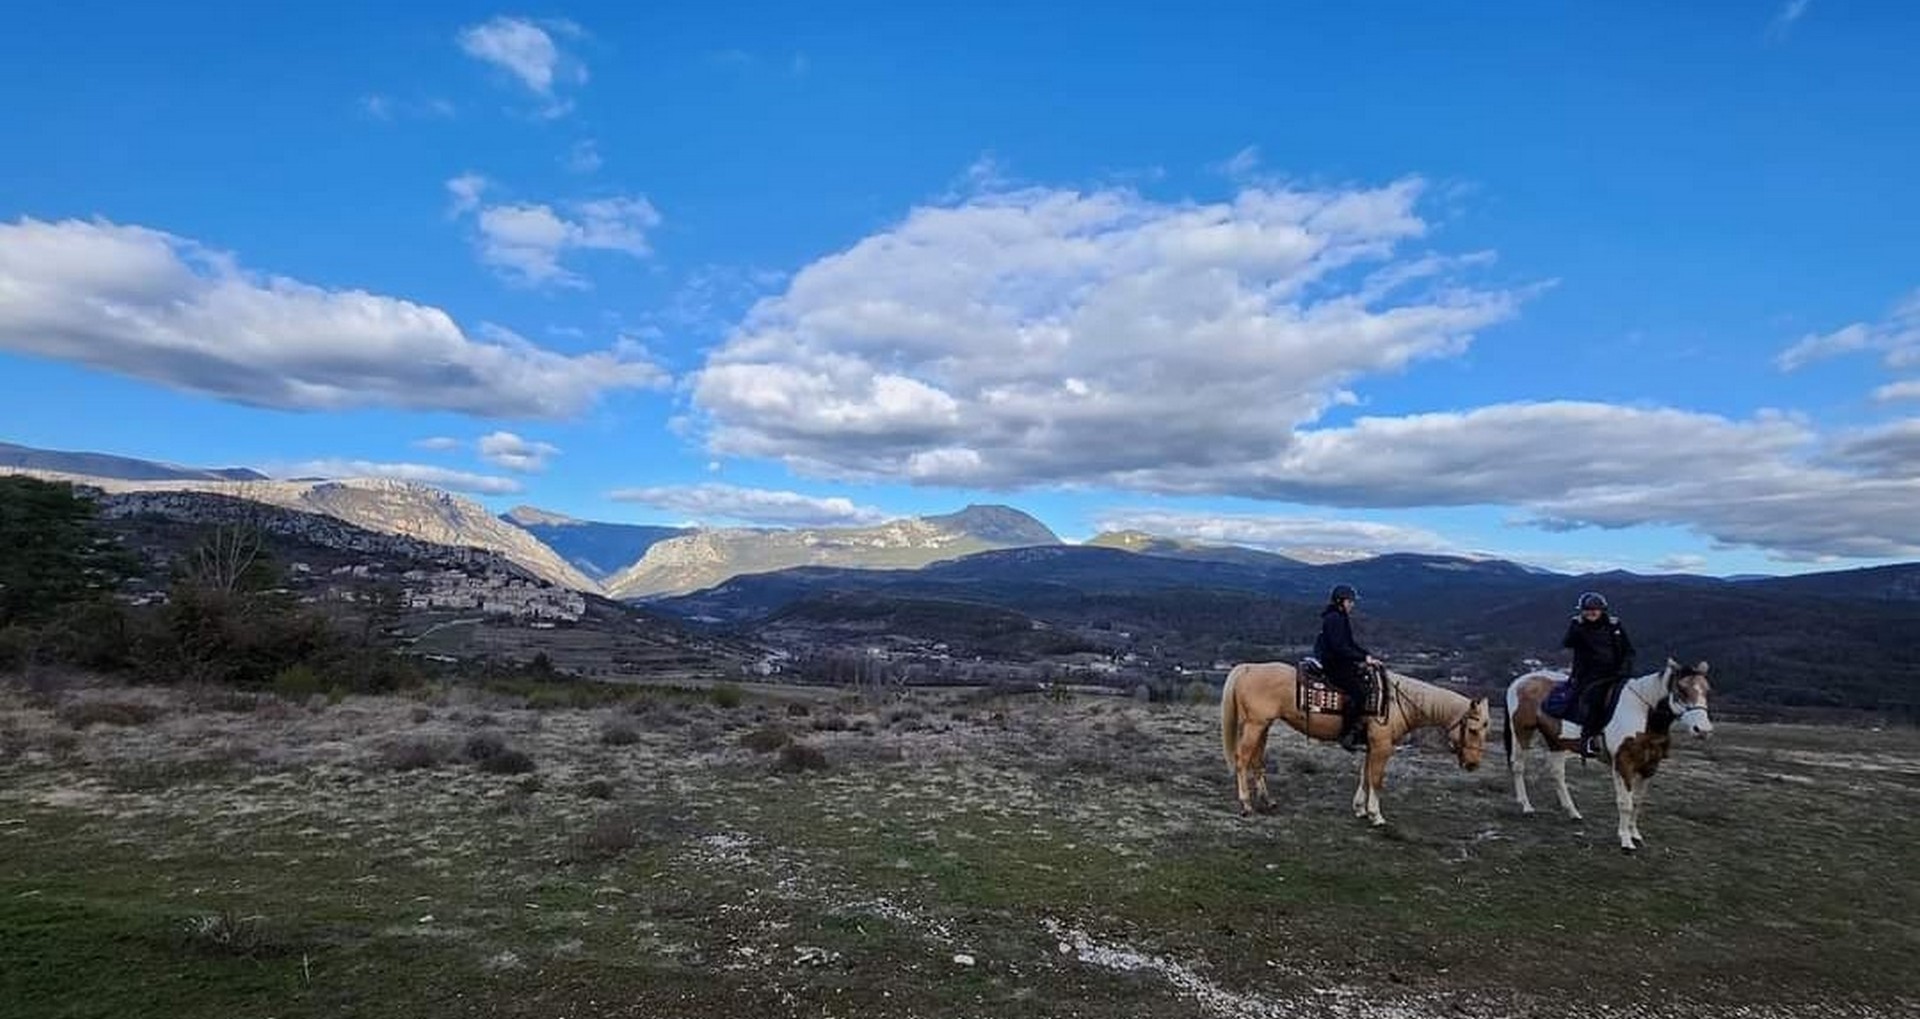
[1777,288,1920,371]
[449,179,661,287]
[477,430,560,472]
[1219,145,1261,179]
[564,139,602,174]
[446,173,489,215]
[608,483,890,527]
[1652,553,1709,573]
[361,94,456,121]
[693,176,1525,490]
[457,16,586,114]
[1092,509,1457,558]
[1874,380,1920,402]
[412,436,463,452]
[0,217,667,417]
[273,459,522,495]
[1768,0,1813,41]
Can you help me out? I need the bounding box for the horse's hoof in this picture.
[1620,845,1638,855]
[1520,806,1536,816]
[1369,816,1387,828]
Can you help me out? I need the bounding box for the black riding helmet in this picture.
[1577,591,1608,612]
[1330,584,1358,603]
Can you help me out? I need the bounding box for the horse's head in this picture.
[1663,658,1714,738]
[1449,697,1492,770]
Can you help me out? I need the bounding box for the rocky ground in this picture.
[2,672,1916,1018]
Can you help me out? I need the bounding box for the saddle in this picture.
[1296,657,1389,718]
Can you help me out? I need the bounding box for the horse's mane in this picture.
[1387,671,1474,722]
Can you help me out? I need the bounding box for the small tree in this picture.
[0,477,135,629]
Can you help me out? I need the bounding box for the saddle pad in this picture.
[1296,671,1389,717]
[1542,679,1576,718]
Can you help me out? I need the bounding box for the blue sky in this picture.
[3,1,1917,576]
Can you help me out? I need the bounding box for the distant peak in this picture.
[505,505,578,526]
[922,504,1061,545]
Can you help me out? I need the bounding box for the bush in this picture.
[382,738,446,771]
[478,748,536,775]
[710,683,743,709]
[463,731,507,762]
[59,698,163,729]
[740,725,791,753]
[776,741,828,772]
[599,721,641,746]
[579,777,615,800]
[272,664,324,700]
[568,807,650,861]
[410,706,431,725]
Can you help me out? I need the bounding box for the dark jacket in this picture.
[1562,613,1634,686]
[1314,605,1370,668]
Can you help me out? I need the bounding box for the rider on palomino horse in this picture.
[1313,583,1378,752]
[1550,591,1636,756]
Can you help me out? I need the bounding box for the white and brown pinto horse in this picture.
[1220,662,1491,826]
[1505,658,1714,852]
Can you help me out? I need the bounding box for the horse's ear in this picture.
[1665,656,1679,671]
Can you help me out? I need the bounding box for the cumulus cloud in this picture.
[1092,509,1458,558]
[447,177,660,287]
[693,177,1525,489]
[1874,380,1920,403]
[1776,288,1920,371]
[477,430,560,472]
[273,459,522,495]
[608,483,890,527]
[457,16,585,115]
[0,217,668,417]
[412,436,463,452]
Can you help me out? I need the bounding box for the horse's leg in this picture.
[1612,772,1638,853]
[1351,759,1368,817]
[1231,722,1256,817]
[1511,726,1536,815]
[1550,750,1582,821]
[1629,775,1650,847]
[1253,723,1277,813]
[1362,739,1389,827]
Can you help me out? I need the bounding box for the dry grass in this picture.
[2,679,1915,1019]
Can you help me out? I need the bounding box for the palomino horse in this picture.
[1220,663,1491,826]
[1504,658,1713,852]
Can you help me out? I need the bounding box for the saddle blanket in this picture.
[1296,658,1388,717]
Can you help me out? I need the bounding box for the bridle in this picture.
[1632,667,1712,728]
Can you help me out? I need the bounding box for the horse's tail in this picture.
[1502,678,1523,771]
[1502,697,1515,771]
[1220,666,1243,772]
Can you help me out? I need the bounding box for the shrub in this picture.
[599,721,641,746]
[568,807,648,861]
[59,698,163,729]
[409,706,431,725]
[478,748,536,775]
[580,777,615,800]
[272,664,324,700]
[463,731,507,762]
[382,738,445,771]
[775,741,828,773]
[740,725,791,753]
[710,682,743,709]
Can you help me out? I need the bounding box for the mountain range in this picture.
[4,438,1918,714]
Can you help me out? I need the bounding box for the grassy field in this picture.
[2,673,1916,1018]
